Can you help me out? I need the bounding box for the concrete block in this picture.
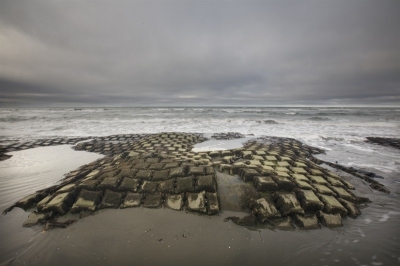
[317,211,343,228]
[121,192,143,208]
[42,192,75,214]
[253,176,279,192]
[206,192,219,215]
[272,176,295,191]
[253,198,281,223]
[294,214,320,230]
[118,177,140,192]
[158,179,176,193]
[148,163,165,170]
[23,212,53,227]
[169,167,187,178]
[164,162,181,169]
[188,166,204,176]
[195,175,216,193]
[71,190,102,212]
[291,174,309,182]
[15,192,43,210]
[277,161,290,167]
[152,170,170,181]
[165,194,183,211]
[291,167,308,174]
[135,170,153,180]
[240,168,259,182]
[330,186,355,201]
[36,195,54,211]
[295,189,324,212]
[273,192,305,216]
[143,194,162,208]
[56,184,77,194]
[326,176,345,187]
[140,181,159,193]
[78,179,100,191]
[97,176,121,191]
[312,184,336,196]
[270,217,294,230]
[338,198,361,218]
[294,180,315,190]
[308,175,329,185]
[187,191,207,213]
[99,190,124,209]
[318,194,348,217]
[176,176,194,193]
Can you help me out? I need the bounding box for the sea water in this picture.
[1,107,399,173]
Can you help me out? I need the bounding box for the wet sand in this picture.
[1,144,400,265]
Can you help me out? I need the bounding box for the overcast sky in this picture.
[0,0,399,107]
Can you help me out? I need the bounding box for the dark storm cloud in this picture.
[0,0,399,106]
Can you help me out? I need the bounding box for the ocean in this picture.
[1,107,399,174]
[0,107,399,265]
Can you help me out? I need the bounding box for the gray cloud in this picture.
[0,0,399,107]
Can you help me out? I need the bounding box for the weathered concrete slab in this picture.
[187,191,207,213]
[71,190,102,212]
[117,168,136,178]
[135,170,153,180]
[36,195,54,212]
[330,186,355,201]
[317,211,343,228]
[312,184,336,196]
[326,176,344,187]
[121,192,143,208]
[152,170,170,181]
[169,167,187,178]
[253,198,281,223]
[15,192,43,210]
[318,194,348,217]
[273,192,305,216]
[140,181,159,193]
[165,194,184,210]
[164,162,181,169]
[56,184,77,194]
[293,214,320,230]
[23,212,53,227]
[240,168,259,182]
[78,179,100,191]
[338,198,361,218]
[176,176,194,193]
[195,175,216,193]
[206,192,219,215]
[308,175,329,185]
[272,176,295,191]
[295,189,324,212]
[309,169,324,176]
[270,217,294,230]
[146,158,160,163]
[118,178,140,192]
[158,179,176,193]
[291,174,309,182]
[99,190,123,209]
[188,166,205,176]
[143,194,162,208]
[148,163,165,170]
[253,176,279,192]
[42,192,75,214]
[291,167,308,174]
[97,176,121,191]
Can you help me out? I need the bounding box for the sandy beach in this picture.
[1,137,399,266]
